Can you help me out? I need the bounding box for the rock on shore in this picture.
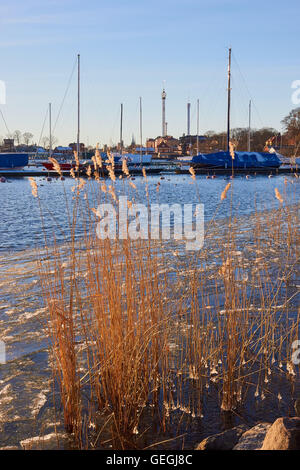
[196,417,300,450]
[195,424,249,450]
[233,423,272,450]
[20,433,70,450]
[261,417,300,450]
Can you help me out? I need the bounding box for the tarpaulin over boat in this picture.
[0,153,29,169]
[191,151,281,169]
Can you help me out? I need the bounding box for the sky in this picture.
[0,0,299,147]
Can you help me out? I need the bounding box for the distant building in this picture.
[54,146,73,156]
[179,134,226,155]
[69,142,85,153]
[135,146,155,155]
[146,138,155,151]
[146,136,181,158]
[1,138,14,151]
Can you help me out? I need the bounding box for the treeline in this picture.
[203,127,279,153]
[0,130,59,149]
[0,130,34,146]
[204,107,300,156]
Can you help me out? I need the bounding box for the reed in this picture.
[34,166,299,449]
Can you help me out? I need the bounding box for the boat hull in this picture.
[42,161,85,171]
[191,151,281,169]
[121,154,152,165]
[0,153,29,170]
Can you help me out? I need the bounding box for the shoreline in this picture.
[0,203,299,449]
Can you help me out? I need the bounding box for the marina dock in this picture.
[0,164,298,178]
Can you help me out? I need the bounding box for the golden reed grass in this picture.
[34,161,299,449]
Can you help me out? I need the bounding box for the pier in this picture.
[0,164,298,178]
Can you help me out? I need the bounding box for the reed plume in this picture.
[49,157,62,177]
[275,187,284,203]
[28,177,38,198]
[229,141,235,159]
[221,182,231,200]
[189,166,196,180]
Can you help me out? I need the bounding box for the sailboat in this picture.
[42,54,85,172]
[120,97,152,166]
[191,48,281,170]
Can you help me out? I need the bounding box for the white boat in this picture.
[121,153,152,165]
[177,155,193,166]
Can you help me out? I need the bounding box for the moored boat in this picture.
[0,153,29,170]
[191,48,283,171]
[121,153,152,165]
[191,151,281,169]
[41,160,85,172]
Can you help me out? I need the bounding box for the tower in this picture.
[187,101,191,136]
[162,88,167,136]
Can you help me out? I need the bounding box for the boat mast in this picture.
[49,102,52,158]
[77,53,80,158]
[196,98,199,155]
[120,103,123,154]
[139,96,142,164]
[248,99,251,152]
[227,47,231,152]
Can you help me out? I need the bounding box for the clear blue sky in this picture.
[0,0,299,147]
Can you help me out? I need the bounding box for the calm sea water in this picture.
[0,173,298,252]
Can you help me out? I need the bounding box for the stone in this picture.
[195,424,249,450]
[0,446,20,450]
[20,432,70,450]
[261,417,300,450]
[233,423,272,450]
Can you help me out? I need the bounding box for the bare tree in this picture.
[13,130,22,145]
[23,132,33,146]
[41,136,49,148]
[282,108,300,141]
[41,135,58,149]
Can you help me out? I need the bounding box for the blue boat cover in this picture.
[191,151,281,169]
[0,153,29,168]
[101,152,121,163]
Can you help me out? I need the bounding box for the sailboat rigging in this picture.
[191,48,281,170]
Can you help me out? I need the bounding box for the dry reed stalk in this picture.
[34,172,299,448]
[275,187,284,203]
[49,157,62,177]
[28,177,38,197]
[229,141,235,159]
[74,151,80,171]
[189,167,196,180]
[122,159,130,177]
[221,182,231,201]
